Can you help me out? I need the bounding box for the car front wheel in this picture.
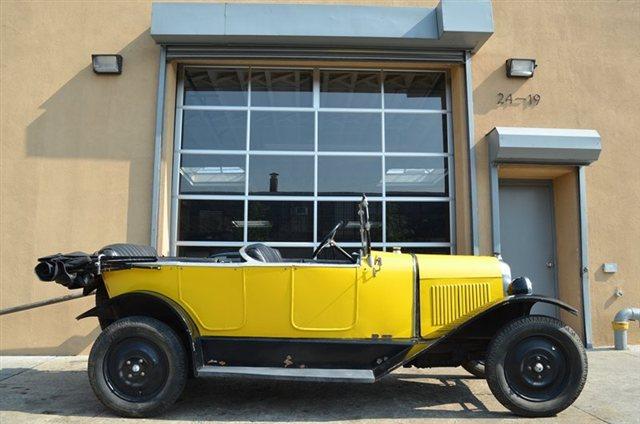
[88,316,187,417]
[486,315,587,417]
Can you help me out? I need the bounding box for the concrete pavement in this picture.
[1,347,638,423]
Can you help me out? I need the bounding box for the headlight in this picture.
[508,277,533,295]
[498,259,511,295]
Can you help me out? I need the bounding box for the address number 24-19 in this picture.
[497,93,541,105]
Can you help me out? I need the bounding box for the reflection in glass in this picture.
[177,246,244,258]
[320,71,381,108]
[180,155,245,195]
[251,69,313,107]
[384,72,446,110]
[182,110,247,150]
[178,200,244,241]
[317,201,382,242]
[184,68,248,106]
[318,156,382,196]
[318,112,381,152]
[385,157,448,196]
[249,156,314,196]
[248,201,313,242]
[399,247,451,255]
[385,114,447,153]
[386,202,449,242]
[277,247,313,259]
[250,111,314,151]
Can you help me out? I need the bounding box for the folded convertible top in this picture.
[34,244,157,293]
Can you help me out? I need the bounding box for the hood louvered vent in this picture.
[430,283,491,326]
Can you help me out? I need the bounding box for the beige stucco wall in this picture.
[0,1,158,353]
[1,0,638,353]
[471,1,640,346]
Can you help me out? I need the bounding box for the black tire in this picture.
[486,315,588,417]
[88,316,187,418]
[462,359,485,378]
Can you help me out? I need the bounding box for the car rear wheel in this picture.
[88,316,187,417]
[462,360,485,378]
[486,315,587,417]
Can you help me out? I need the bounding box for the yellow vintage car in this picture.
[35,197,587,418]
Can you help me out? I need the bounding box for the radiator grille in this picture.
[430,283,491,326]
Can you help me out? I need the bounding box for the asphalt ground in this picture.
[1,346,638,424]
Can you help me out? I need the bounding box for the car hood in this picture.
[414,254,502,280]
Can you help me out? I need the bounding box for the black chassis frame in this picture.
[78,287,577,381]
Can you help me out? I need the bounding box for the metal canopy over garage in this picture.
[150,1,494,56]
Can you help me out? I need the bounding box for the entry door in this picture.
[499,181,558,317]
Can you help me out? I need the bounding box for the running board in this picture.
[197,366,375,383]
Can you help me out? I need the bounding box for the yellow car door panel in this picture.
[291,266,358,331]
[179,267,246,331]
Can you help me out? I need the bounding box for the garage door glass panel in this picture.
[184,68,248,106]
[174,67,454,256]
[318,112,381,152]
[180,154,246,195]
[384,72,446,110]
[249,156,314,196]
[385,157,448,197]
[182,110,247,150]
[318,201,382,242]
[251,69,313,107]
[318,156,382,196]
[385,114,447,153]
[386,202,450,242]
[248,201,313,242]
[320,71,381,109]
[179,200,244,241]
[250,111,314,151]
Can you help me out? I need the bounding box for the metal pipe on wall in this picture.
[612,307,640,350]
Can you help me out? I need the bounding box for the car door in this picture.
[177,251,414,339]
[290,265,359,331]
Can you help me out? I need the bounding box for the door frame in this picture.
[497,179,559,303]
[489,163,593,348]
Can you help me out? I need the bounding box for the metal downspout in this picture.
[612,308,640,350]
[578,167,594,348]
[150,45,167,250]
[464,51,480,255]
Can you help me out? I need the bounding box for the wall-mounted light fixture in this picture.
[506,58,537,78]
[92,54,123,75]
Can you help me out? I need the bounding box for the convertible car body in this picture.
[35,197,587,418]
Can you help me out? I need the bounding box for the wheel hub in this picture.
[104,338,168,402]
[505,336,569,402]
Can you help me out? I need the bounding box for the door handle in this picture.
[546,260,554,268]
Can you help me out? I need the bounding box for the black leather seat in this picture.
[243,243,283,263]
[99,243,157,258]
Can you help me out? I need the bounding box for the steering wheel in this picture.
[312,222,354,262]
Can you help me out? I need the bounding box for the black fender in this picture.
[78,291,203,376]
[432,294,577,341]
[406,294,578,368]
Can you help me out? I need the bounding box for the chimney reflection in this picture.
[269,172,279,193]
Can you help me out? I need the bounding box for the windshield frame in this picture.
[357,195,372,258]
